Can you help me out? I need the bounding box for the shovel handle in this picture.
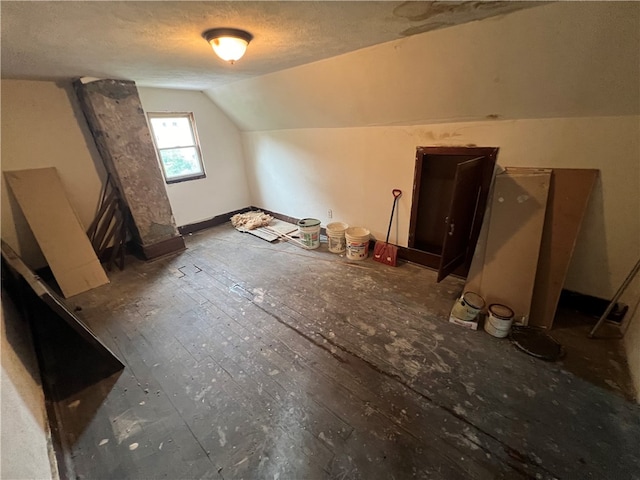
[385,189,402,243]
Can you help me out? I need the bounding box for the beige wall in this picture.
[242,116,639,300]
[137,88,250,227]
[1,79,106,269]
[207,2,639,131]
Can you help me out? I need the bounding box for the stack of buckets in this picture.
[306,221,371,261]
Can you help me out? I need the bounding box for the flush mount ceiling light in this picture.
[202,28,253,64]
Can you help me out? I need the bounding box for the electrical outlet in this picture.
[327,209,333,219]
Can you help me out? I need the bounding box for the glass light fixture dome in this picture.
[203,28,253,64]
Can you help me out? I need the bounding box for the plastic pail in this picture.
[345,227,370,260]
[450,292,485,321]
[297,218,321,249]
[326,222,349,253]
[484,303,515,338]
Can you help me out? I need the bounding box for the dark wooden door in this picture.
[437,157,484,282]
[405,146,499,280]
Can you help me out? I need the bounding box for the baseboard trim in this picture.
[397,246,441,269]
[558,289,628,322]
[134,236,186,260]
[395,245,468,278]
[178,207,253,235]
[179,206,326,236]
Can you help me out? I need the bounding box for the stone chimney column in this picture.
[74,78,185,259]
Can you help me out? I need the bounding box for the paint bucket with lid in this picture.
[345,227,370,260]
[484,303,515,338]
[450,292,485,321]
[297,218,321,249]
[326,222,349,253]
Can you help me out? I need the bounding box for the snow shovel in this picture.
[373,189,402,266]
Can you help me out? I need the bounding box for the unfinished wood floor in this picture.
[53,223,639,480]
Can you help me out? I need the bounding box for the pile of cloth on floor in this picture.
[230,210,273,232]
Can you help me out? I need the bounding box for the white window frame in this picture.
[147,112,206,184]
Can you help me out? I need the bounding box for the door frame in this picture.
[406,146,499,278]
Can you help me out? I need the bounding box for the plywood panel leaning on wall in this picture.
[465,168,552,325]
[529,169,598,329]
[5,167,109,297]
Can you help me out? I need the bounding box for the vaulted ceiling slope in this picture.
[1,1,537,90]
[205,2,640,131]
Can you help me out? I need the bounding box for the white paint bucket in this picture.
[450,292,485,321]
[297,218,321,249]
[484,303,515,338]
[326,222,349,253]
[345,227,370,260]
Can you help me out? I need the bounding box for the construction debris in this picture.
[231,211,274,231]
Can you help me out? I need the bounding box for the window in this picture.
[147,112,206,183]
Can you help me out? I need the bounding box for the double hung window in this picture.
[147,112,205,184]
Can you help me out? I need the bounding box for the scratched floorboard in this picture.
[45,223,640,480]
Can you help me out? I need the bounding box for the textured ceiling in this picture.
[1,1,537,90]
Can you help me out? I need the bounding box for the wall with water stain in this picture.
[207,3,639,131]
[242,117,638,298]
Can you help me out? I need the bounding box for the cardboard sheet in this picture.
[5,167,109,297]
[465,168,551,324]
[529,169,598,329]
[250,219,299,243]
